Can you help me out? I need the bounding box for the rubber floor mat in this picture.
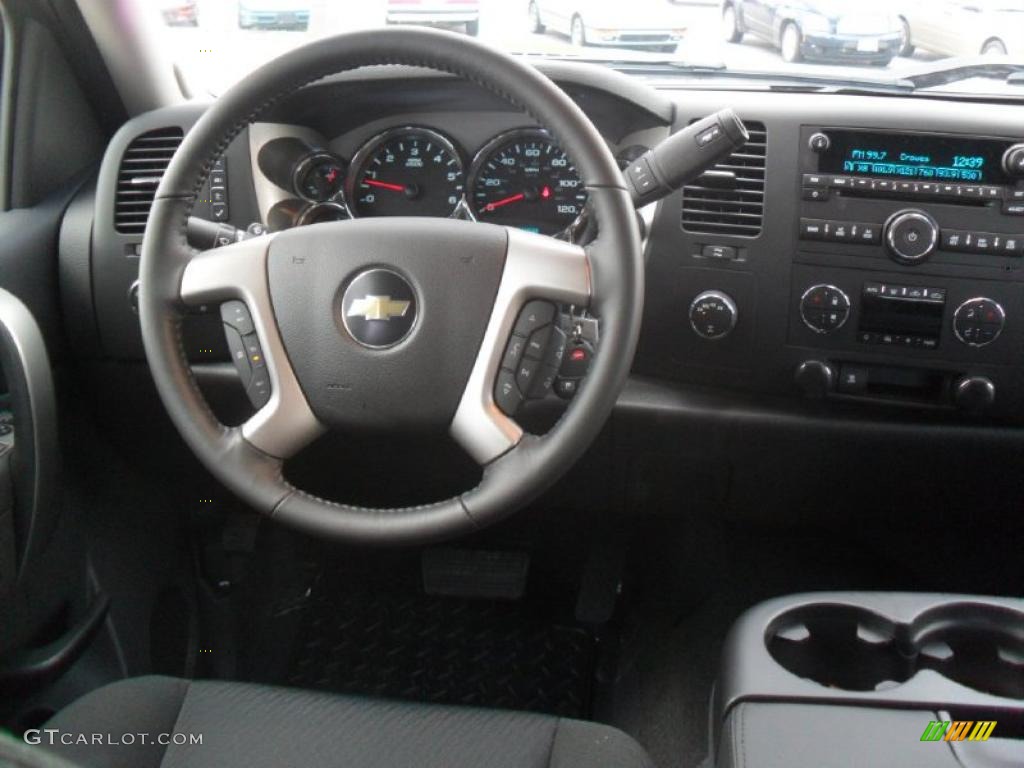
[283,590,597,718]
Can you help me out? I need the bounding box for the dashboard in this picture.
[66,62,1024,436]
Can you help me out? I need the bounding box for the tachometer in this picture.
[347,127,465,218]
[469,129,587,236]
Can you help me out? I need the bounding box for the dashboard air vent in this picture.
[681,121,767,238]
[114,127,184,235]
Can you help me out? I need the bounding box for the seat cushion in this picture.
[40,676,654,768]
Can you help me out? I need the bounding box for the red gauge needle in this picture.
[485,192,526,212]
[363,178,405,192]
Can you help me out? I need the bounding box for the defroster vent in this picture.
[114,127,184,235]
[681,121,766,237]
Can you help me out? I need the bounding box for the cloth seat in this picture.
[38,676,654,768]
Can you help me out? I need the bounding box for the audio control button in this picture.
[886,210,939,263]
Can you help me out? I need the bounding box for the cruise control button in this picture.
[494,370,523,416]
[224,325,251,387]
[525,325,553,360]
[513,300,556,336]
[247,367,271,409]
[502,335,527,371]
[242,333,265,368]
[221,300,255,336]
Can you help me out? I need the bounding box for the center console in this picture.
[787,127,1024,415]
[712,593,1024,768]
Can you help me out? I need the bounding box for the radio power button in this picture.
[886,210,939,264]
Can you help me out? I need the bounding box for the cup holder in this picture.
[767,605,913,692]
[914,603,1024,700]
[766,602,1024,699]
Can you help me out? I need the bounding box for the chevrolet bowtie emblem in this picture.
[346,295,411,322]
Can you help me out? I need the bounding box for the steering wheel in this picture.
[139,28,643,544]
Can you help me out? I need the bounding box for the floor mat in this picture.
[279,589,598,718]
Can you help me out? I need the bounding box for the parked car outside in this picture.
[386,0,481,36]
[528,0,694,53]
[158,0,198,26]
[238,0,311,30]
[897,0,1024,58]
[722,0,904,65]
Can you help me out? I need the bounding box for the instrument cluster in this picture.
[256,125,588,238]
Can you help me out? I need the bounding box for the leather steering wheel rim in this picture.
[139,27,643,544]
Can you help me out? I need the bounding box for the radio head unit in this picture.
[817,130,1013,186]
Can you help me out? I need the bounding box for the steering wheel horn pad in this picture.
[267,218,507,433]
[141,28,643,543]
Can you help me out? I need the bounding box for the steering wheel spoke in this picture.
[450,227,591,465]
[180,236,324,459]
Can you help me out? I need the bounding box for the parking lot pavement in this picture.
[166,0,939,96]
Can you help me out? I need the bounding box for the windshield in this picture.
[150,0,1024,97]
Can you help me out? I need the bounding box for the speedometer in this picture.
[469,130,587,236]
[347,127,465,218]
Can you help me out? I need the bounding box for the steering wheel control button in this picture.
[886,210,939,264]
[502,335,527,370]
[525,325,553,360]
[247,367,272,409]
[515,357,541,393]
[221,300,255,336]
[341,268,417,349]
[689,290,738,340]
[242,333,266,368]
[954,298,1005,347]
[225,326,252,388]
[494,370,524,416]
[800,285,850,334]
[513,300,556,337]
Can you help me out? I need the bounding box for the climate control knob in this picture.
[953,297,1005,347]
[800,284,850,334]
[689,290,737,340]
[886,210,939,264]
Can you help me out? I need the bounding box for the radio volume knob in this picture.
[885,210,939,264]
[689,290,737,340]
[1002,144,1024,177]
[808,132,830,153]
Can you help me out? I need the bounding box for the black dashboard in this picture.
[66,62,1024,437]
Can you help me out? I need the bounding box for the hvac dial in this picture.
[469,129,588,236]
[347,127,465,218]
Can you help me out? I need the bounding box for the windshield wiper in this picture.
[895,57,1024,90]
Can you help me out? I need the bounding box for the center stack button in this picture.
[800,284,850,334]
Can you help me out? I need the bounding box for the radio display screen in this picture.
[819,130,1011,185]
